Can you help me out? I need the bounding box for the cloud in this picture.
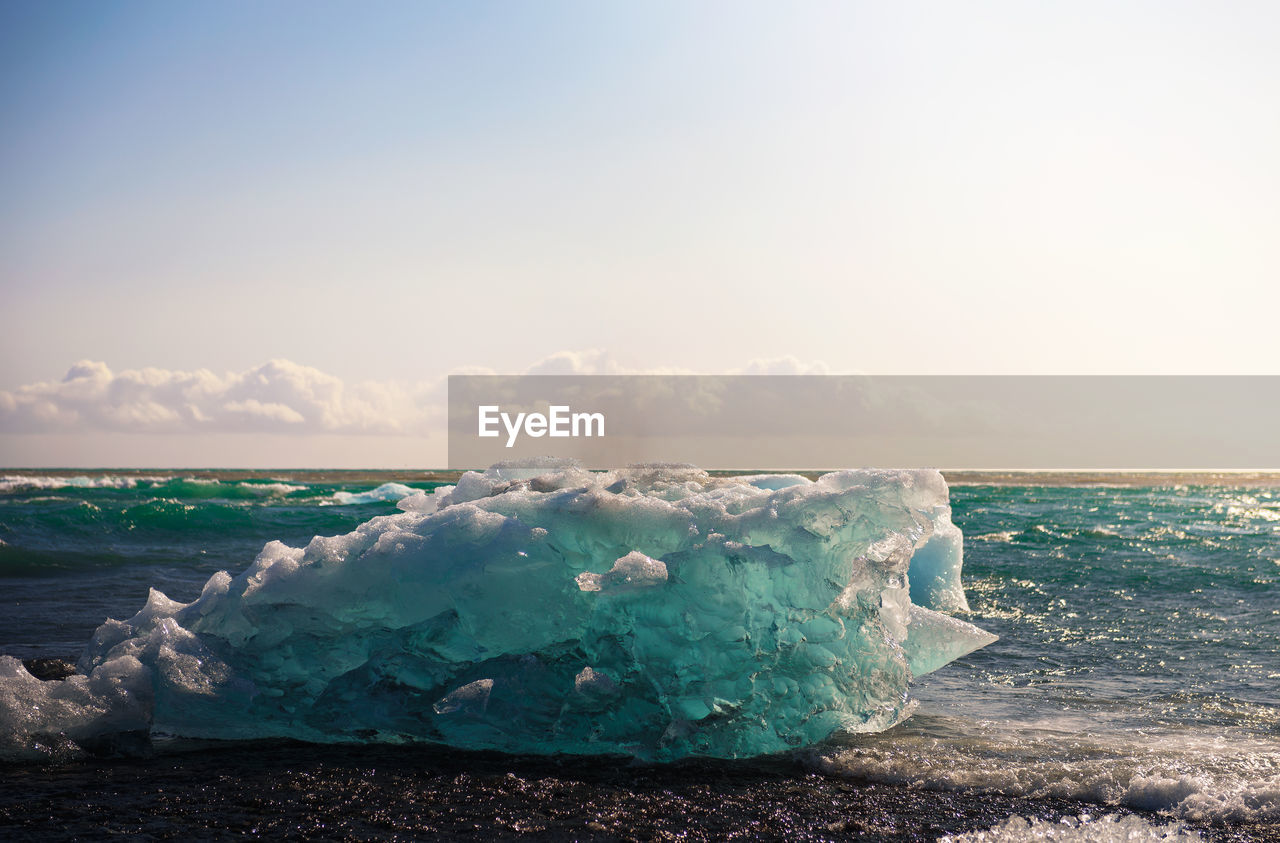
[739,356,831,376]
[523,350,626,376]
[518,350,831,377]
[0,352,833,436]
[0,359,441,435]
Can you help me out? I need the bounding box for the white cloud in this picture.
[739,356,831,376]
[517,350,831,377]
[0,359,441,435]
[0,353,833,438]
[523,349,625,376]
[223,399,306,425]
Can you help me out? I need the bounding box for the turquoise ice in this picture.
[1,464,995,760]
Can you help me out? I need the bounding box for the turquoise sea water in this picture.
[1,471,1277,840]
[0,473,448,658]
[819,482,1280,832]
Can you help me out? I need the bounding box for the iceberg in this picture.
[0,464,995,761]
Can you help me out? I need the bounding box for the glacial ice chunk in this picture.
[0,465,995,761]
[908,519,970,612]
[0,654,152,760]
[903,604,997,677]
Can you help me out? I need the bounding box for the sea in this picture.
[1,469,1277,842]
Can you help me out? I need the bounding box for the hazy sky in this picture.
[2,1,1278,466]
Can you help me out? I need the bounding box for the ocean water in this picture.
[817,482,1280,835]
[1,471,1277,841]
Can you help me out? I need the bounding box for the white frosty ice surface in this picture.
[0,464,994,760]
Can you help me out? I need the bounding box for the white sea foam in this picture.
[236,482,306,496]
[0,475,171,493]
[969,530,1018,543]
[941,812,1203,842]
[814,715,1280,825]
[331,482,418,505]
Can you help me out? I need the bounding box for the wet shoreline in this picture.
[0,740,1271,841]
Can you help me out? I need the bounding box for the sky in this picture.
[2,1,1278,467]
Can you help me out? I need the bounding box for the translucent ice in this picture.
[0,465,995,761]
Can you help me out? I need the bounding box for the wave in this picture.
[235,482,307,497]
[1,475,441,508]
[941,812,1204,842]
[330,482,419,505]
[0,475,172,493]
[812,713,1280,826]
